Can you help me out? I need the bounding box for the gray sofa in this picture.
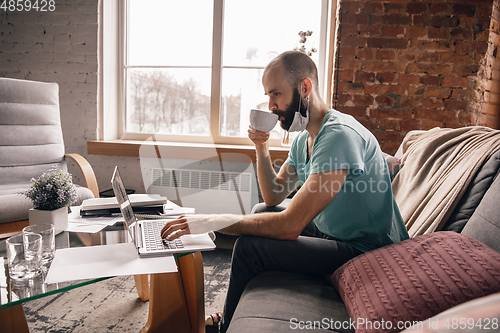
[0,77,98,237]
[227,145,500,333]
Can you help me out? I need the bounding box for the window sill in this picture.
[87,140,290,164]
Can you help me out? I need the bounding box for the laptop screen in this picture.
[111,166,136,236]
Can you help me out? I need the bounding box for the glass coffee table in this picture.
[0,222,205,333]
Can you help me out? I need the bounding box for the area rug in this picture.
[23,248,232,332]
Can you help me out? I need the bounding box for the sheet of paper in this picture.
[66,222,107,233]
[45,242,177,284]
[162,202,196,217]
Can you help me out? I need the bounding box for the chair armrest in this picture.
[65,153,100,198]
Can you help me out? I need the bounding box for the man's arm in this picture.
[249,127,299,206]
[161,169,349,241]
[221,169,349,240]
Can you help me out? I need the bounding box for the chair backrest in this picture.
[0,78,66,185]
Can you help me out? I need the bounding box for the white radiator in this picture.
[148,168,253,215]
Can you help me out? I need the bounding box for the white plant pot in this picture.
[29,206,68,234]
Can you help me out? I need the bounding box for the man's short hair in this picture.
[269,51,320,93]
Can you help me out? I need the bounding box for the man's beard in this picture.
[273,89,308,131]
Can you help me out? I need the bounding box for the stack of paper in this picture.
[81,194,168,216]
[68,206,122,233]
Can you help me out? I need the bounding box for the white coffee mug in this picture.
[249,109,279,132]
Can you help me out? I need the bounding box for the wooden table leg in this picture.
[142,269,191,333]
[142,252,205,333]
[134,274,150,301]
[75,232,101,247]
[0,304,30,333]
[178,252,205,333]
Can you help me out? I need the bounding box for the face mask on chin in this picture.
[274,87,310,136]
[287,90,310,133]
[288,102,309,132]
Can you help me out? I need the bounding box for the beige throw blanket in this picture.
[392,126,500,237]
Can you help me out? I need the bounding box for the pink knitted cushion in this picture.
[330,232,500,333]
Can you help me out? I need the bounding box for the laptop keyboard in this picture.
[143,220,184,251]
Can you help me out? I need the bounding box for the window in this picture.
[117,0,332,146]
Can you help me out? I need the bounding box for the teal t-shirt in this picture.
[285,109,409,252]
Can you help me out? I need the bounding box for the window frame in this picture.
[100,0,335,146]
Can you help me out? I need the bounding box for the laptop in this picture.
[111,166,216,257]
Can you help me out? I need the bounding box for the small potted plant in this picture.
[21,166,77,232]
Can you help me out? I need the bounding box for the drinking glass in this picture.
[6,233,42,280]
[23,223,55,267]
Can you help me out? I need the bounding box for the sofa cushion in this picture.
[443,149,500,233]
[461,170,500,253]
[400,292,500,332]
[228,271,354,333]
[330,232,500,333]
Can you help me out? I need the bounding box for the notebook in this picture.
[111,166,215,257]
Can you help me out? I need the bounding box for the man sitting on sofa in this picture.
[161,50,409,332]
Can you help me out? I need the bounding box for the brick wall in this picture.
[0,1,99,155]
[476,0,500,127]
[332,0,500,154]
[0,1,143,191]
